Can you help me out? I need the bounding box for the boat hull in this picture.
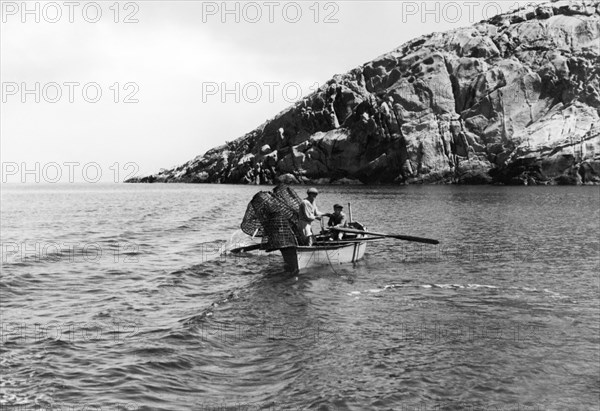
[280,241,367,272]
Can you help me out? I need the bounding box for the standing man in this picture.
[298,187,326,246]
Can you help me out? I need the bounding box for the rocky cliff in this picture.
[129,0,600,185]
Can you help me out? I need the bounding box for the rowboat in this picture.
[231,224,372,273]
[279,229,370,272]
[234,185,439,273]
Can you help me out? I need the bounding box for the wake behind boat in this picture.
[230,185,439,273]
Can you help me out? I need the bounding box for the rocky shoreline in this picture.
[127,0,600,186]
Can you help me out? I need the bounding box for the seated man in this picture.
[327,204,346,240]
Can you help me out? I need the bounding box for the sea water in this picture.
[1,183,599,410]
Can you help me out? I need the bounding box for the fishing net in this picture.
[272,185,303,211]
[240,185,303,250]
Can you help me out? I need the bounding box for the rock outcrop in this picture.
[129,0,600,185]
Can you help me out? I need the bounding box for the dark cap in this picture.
[307,187,319,195]
[333,204,343,209]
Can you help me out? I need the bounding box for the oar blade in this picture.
[390,235,439,245]
[229,243,264,253]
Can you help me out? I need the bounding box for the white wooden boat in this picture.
[279,239,368,272]
[278,221,371,272]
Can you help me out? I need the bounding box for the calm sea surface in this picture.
[1,184,599,410]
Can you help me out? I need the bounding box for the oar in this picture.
[331,227,439,244]
[324,236,388,243]
[229,243,265,253]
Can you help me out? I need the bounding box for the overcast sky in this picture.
[1,0,546,182]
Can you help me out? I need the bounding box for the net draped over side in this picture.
[240,185,303,250]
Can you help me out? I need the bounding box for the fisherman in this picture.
[327,204,347,240]
[298,187,326,246]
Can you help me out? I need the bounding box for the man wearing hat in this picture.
[327,204,346,240]
[298,187,326,246]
